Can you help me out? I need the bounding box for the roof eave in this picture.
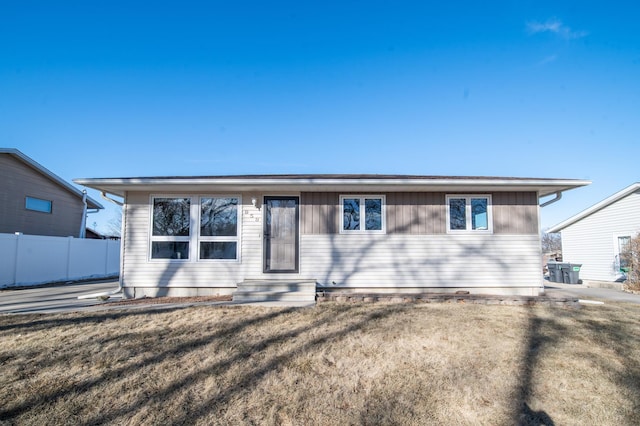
[74,177,591,199]
[547,182,640,233]
[2,148,104,209]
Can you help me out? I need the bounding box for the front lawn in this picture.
[1,302,639,425]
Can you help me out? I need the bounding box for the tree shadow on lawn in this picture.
[76,303,410,425]
[514,304,640,426]
[513,309,562,426]
[0,306,300,421]
[577,304,640,424]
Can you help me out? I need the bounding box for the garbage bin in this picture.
[547,262,563,283]
[562,263,582,284]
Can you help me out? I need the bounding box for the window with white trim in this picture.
[150,196,240,261]
[151,197,191,260]
[199,197,239,260]
[340,195,385,233]
[446,195,492,233]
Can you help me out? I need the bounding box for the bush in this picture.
[622,233,640,292]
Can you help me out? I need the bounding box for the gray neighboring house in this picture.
[548,183,640,282]
[0,148,103,237]
[75,174,588,300]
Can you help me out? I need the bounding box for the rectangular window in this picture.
[150,197,191,260]
[618,236,631,270]
[25,196,52,213]
[340,195,385,233]
[446,195,492,233]
[149,195,240,261]
[199,197,239,260]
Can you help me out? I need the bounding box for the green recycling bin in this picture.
[562,263,582,284]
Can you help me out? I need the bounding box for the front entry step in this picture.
[233,280,316,304]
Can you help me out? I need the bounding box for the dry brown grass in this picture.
[1,302,639,425]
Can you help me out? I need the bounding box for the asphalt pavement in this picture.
[543,282,640,304]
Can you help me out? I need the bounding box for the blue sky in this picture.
[2,1,639,232]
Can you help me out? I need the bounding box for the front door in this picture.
[264,196,299,273]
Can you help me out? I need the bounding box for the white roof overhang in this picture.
[547,182,640,233]
[73,175,590,200]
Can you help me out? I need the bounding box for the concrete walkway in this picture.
[0,280,122,314]
[3,279,640,315]
[543,282,640,304]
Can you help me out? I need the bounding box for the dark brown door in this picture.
[264,197,299,273]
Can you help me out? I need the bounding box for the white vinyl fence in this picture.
[0,233,120,288]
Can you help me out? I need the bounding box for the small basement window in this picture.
[25,196,52,213]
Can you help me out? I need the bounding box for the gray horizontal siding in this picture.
[0,154,84,237]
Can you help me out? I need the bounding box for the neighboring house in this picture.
[85,228,121,240]
[75,174,588,300]
[0,148,103,237]
[548,183,640,282]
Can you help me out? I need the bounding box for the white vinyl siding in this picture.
[301,234,542,295]
[560,190,640,282]
[121,190,543,297]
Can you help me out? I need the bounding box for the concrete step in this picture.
[233,280,317,304]
[233,291,316,302]
[236,282,316,292]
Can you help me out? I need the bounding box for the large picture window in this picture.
[199,197,239,260]
[340,195,385,233]
[151,198,191,259]
[446,195,492,233]
[150,196,240,261]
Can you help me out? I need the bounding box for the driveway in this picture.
[544,282,640,304]
[0,280,122,314]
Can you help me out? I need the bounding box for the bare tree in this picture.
[107,212,122,237]
[541,232,562,253]
[621,233,640,291]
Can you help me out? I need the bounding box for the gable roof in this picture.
[547,182,640,233]
[74,174,589,199]
[1,148,104,209]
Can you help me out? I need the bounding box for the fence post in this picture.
[66,236,73,281]
[13,233,21,286]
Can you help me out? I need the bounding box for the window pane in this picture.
[365,198,382,230]
[471,198,488,230]
[153,198,190,236]
[619,236,631,269]
[151,242,189,259]
[25,197,52,213]
[201,197,238,236]
[449,198,466,230]
[200,242,237,259]
[343,198,360,230]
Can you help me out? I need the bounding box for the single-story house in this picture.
[0,148,104,238]
[74,174,588,301]
[547,182,640,282]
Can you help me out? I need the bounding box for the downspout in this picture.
[78,190,125,300]
[101,191,124,206]
[79,190,87,238]
[540,191,562,208]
